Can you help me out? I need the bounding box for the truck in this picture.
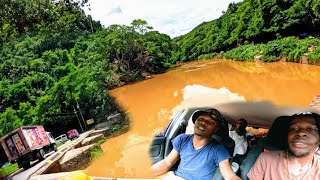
[67,129,79,140]
[0,126,57,169]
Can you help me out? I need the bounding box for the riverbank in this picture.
[125,36,320,88]
[221,36,320,65]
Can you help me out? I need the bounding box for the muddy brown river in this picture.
[84,59,320,178]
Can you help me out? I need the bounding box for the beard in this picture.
[288,148,310,157]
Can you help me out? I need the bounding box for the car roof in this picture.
[177,101,319,129]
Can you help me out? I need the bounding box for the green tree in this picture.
[131,19,153,35]
[0,108,22,137]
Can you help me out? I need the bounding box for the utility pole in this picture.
[73,105,84,133]
[76,100,87,130]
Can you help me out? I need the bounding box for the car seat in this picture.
[239,116,290,180]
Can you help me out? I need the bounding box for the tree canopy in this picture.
[1,0,320,138]
[173,0,320,61]
[0,0,176,137]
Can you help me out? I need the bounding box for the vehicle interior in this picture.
[149,101,319,179]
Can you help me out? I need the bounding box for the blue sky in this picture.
[84,0,242,38]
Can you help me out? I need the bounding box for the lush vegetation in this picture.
[173,0,320,62]
[0,0,177,139]
[223,36,320,63]
[90,139,107,160]
[0,163,18,177]
[1,0,320,164]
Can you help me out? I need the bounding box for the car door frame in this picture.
[149,109,187,164]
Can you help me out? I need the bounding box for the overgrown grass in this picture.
[0,163,19,177]
[56,141,65,147]
[90,139,106,160]
[223,44,262,61]
[198,53,217,60]
[308,46,320,64]
[222,36,320,63]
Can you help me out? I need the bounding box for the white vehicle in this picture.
[54,134,68,144]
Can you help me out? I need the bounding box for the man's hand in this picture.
[219,159,241,180]
[151,149,180,176]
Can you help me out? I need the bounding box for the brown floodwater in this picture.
[84,59,320,178]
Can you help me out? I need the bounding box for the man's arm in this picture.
[151,149,180,176]
[247,153,265,180]
[219,159,241,180]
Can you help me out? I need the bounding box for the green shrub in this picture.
[0,163,19,177]
[56,141,64,147]
[223,36,320,64]
[277,37,299,57]
[90,139,107,160]
[110,125,120,133]
[262,55,277,62]
[198,53,217,60]
[308,46,320,64]
[262,41,281,60]
[223,44,261,61]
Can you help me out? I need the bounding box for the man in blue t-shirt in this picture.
[151,108,241,180]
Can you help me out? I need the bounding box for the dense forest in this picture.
[1,0,320,138]
[0,0,177,137]
[173,0,320,63]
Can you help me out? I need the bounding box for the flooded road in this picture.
[84,59,320,178]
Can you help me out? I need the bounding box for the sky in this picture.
[83,0,243,38]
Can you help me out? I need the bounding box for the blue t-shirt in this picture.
[172,134,230,180]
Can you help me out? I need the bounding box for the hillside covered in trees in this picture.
[1,0,320,137]
[0,0,177,136]
[173,0,320,62]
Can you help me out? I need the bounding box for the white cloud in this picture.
[106,6,122,16]
[84,0,243,38]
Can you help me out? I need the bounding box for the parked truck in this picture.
[0,126,57,169]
